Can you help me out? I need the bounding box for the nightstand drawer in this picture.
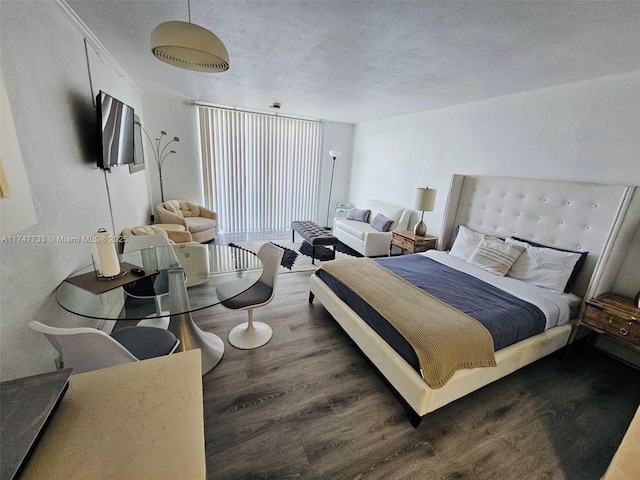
[394,235,416,250]
[391,231,438,254]
[583,305,640,346]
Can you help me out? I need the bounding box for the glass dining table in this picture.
[56,244,263,373]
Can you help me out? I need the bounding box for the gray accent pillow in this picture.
[371,213,393,232]
[346,208,370,223]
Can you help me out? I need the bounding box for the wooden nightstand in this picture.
[580,294,640,352]
[390,230,438,255]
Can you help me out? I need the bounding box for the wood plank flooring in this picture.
[193,271,640,480]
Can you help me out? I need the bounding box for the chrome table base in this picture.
[168,268,224,374]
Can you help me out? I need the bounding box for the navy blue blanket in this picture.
[316,254,546,373]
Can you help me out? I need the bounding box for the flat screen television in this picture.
[96,90,135,170]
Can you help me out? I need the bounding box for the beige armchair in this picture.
[157,200,218,243]
[121,225,196,245]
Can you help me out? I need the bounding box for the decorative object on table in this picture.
[151,0,229,73]
[65,262,157,295]
[635,290,640,308]
[413,187,437,236]
[90,229,124,279]
[135,122,179,203]
[325,150,341,228]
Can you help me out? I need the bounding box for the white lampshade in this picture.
[415,187,437,212]
[151,21,229,73]
[329,150,341,159]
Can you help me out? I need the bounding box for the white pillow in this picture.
[467,238,525,276]
[505,238,582,292]
[449,225,487,260]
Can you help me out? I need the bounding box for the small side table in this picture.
[390,230,438,255]
[335,202,353,219]
[578,294,640,353]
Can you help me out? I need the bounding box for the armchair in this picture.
[157,200,218,243]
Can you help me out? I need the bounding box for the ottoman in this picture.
[291,221,341,265]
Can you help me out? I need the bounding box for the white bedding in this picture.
[421,250,581,330]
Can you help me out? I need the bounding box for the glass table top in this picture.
[56,244,263,321]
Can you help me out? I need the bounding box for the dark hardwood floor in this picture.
[193,271,640,480]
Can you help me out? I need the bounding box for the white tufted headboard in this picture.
[441,175,638,299]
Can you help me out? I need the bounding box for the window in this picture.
[198,106,323,232]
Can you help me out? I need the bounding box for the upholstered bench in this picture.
[291,221,341,265]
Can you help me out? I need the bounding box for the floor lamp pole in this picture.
[326,157,336,229]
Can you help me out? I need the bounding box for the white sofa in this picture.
[333,199,411,257]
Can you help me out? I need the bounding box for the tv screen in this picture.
[96,91,135,170]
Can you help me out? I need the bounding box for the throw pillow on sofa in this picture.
[346,208,370,223]
[371,214,393,232]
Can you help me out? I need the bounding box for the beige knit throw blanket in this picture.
[320,258,497,388]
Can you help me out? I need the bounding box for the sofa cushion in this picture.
[163,200,185,217]
[346,208,370,222]
[371,214,393,232]
[367,200,404,230]
[163,200,205,218]
[335,219,373,240]
[185,216,217,234]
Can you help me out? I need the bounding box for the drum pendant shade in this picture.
[151,21,229,73]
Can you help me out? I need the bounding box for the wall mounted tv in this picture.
[96,90,135,170]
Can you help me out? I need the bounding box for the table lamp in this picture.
[414,187,437,236]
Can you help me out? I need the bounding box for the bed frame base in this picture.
[407,409,423,428]
[309,273,573,426]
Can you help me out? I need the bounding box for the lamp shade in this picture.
[415,187,436,211]
[329,150,341,159]
[151,21,229,73]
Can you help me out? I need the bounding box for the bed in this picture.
[309,174,637,427]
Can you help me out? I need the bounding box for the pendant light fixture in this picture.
[151,0,229,73]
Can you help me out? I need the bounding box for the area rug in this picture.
[228,240,362,274]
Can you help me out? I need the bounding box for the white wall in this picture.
[0,1,150,381]
[349,71,640,297]
[141,94,355,227]
[140,94,201,213]
[319,121,355,227]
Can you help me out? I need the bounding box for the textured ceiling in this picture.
[66,0,640,124]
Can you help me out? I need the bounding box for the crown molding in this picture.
[50,0,143,95]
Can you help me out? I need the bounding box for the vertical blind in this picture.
[197,106,323,233]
